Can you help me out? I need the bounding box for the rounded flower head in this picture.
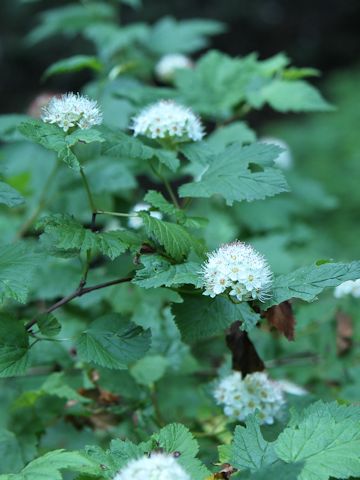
[202,241,272,302]
[131,100,204,142]
[128,202,162,230]
[113,453,190,480]
[41,92,102,132]
[334,279,360,299]
[155,54,193,82]
[214,371,285,425]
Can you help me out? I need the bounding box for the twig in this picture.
[25,276,133,331]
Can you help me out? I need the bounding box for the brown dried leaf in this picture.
[336,311,353,355]
[264,301,296,340]
[225,321,265,375]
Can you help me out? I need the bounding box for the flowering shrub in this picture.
[0,2,359,480]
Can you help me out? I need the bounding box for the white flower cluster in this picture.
[131,100,204,142]
[202,241,272,302]
[334,279,360,299]
[260,137,293,170]
[41,92,102,132]
[113,453,190,480]
[128,202,162,229]
[214,371,285,425]
[155,54,193,82]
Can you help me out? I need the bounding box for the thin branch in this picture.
[26,276,133,331]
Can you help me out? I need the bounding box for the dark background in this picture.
[1,0,359,113]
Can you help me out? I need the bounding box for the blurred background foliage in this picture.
[0,0,360,471]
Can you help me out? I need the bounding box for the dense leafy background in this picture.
[0,1,359,479]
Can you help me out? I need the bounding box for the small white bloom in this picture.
[113,453,190,480]
[202,241,272,302]
[334,279,360,299]
[41,92,102,132]
[128,202,162,229]
[131,100,204,142]
[214,371,285,425]
[260,137,293,170]
[155,54,193,82]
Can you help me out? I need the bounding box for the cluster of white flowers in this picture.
[213,371,285,425]
[202,241,273,302]
[131,100,204,142]
[155,54,193,82]
[260,137,293,170]
[41,92,102,132]
[128,202,163,229]
[334,279,360,299]
[113,453,190,480]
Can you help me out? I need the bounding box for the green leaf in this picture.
[144,190,181,217]
[139,212,204,261]
[173,294,249,341]
[76,315,151,369]
[147,17,225,55]
[0,243,41,304]
[103,130,178,170]
[0,449,100,479]
[133,255,202,289]
[18,120,103,170]
[0,181,24,207]
[0,315,30,378]
[275,401,360,480]
[175,50,256,117]
[243,461,304,480]
[37,313,61,337]
[231,417,277,472]
[130,354,168,386]
[267,261,360,306]
[179,143,289,205]
[254,80,334,112]
[206,122,256,152]
[238,303,261,332]
[43,55,103,78]
[38,214,141,259]
[154,423,210,480]
[0,430,24,474]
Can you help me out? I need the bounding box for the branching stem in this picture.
[25,276,133,332]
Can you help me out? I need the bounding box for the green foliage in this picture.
[0,181,24,208]
[0,2,358,478]
[76,315,151,369]
[139,212,204,261]
[43,55,103,79]
[37,214,141,259]
[179,143,289,205]
[0,243,41,304]
[268,261,360,306]
[19,120,104,170]
[0,316,29,378]
[229,402,360,480]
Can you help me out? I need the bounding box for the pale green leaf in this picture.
[139,212,204,261]
[0,181,24,208]
[179,143,289,205]
[267,261,360,306]
[0,316,29,378]
[130,354,168,386]
[275,401,360,480]
[0,243,41,304]
[231,417,277,472]
[76,315,151,369]
[43,55,103,79]
[133,255,202,289]
[173,294,250,341]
